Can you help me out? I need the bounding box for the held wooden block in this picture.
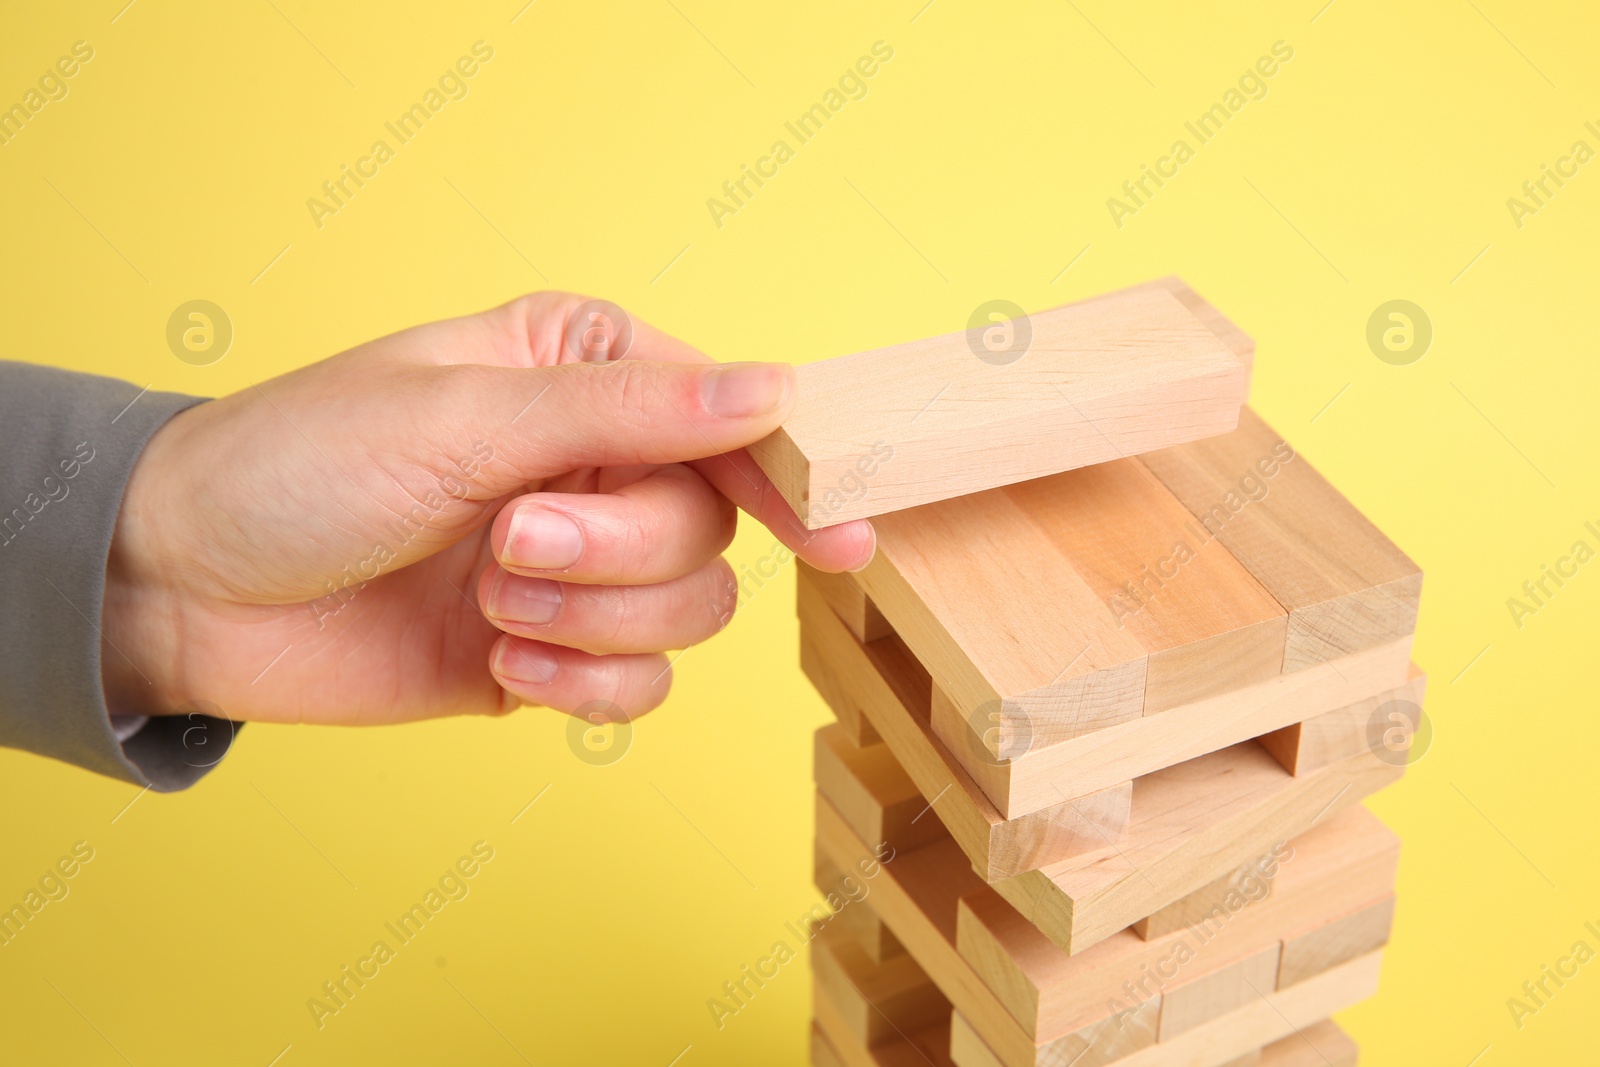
[815,724,949,856]
[799,576,1132,881]
[812,926,949,1048]
[1141,407,1423,672]
[1142,277,1256,371]
[931,638,1414,819]
[956,807,1397,1046]
[992,745,1403,956]
[1259,666,1427,775]
[749,284,1250,528]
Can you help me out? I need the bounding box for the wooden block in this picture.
[1257,1020,1359,1067]
[957,807,1397,1045]
[811,1018,956,1067]
[947,956,1379,1067]
[816,795,1141,1067]
[992,745,1403,955]
[933,637,1413,820]
[799,576,1132,881]
[1001,458,1288,715]
[815,724,948,856]
[1278,895,1395,989]
[1133,845,1281,941]
[1218,1051,1263,1067]
[1141,407,1423,672]
[1157,942,1281,1040]
[802,560,893,643]
[1142,276,1256,372]
[813,926,949,1048]
[816,848,904,964]
[857,485,1151,749]
[749,284,1250,527]
[1260,666,1427,775]
[801,634,881,747]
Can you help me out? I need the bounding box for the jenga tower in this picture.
[759,279,1424,1067]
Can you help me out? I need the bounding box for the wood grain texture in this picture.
[1143,277,1255,372]
[1259,666,1426,776]
[933,637,1413,819]
[1141,407,1423,672]
[857,486,1150,752]
[1278,895,1395,989]
[948,958,1377,1067]
[956,807,1396,1044]
[992,745,1403,956]
[749,285,1250,528]
[813,925,949,1047]
[1156,942,1281,1040]
[799,575,1132,881]
[1133,845,1281,941]
[1003,458,1288,714]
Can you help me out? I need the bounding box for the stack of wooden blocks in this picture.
[750,279,1424,1067]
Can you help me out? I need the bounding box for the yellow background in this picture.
[1,1,1595,1063]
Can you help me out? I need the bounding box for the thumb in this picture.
[441,358,795,489]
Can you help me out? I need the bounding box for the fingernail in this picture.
[846,522,878,573]
[505,507,584,570]
[702,363,791,419]
[490,575,563,625]
[494,640,559,685]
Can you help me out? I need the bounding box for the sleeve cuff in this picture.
[0,362,241,791]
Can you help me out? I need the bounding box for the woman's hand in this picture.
[99,292,874,726]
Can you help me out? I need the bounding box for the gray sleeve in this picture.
[0,360,242,791]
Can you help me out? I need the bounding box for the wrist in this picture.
[101,415,190,717]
